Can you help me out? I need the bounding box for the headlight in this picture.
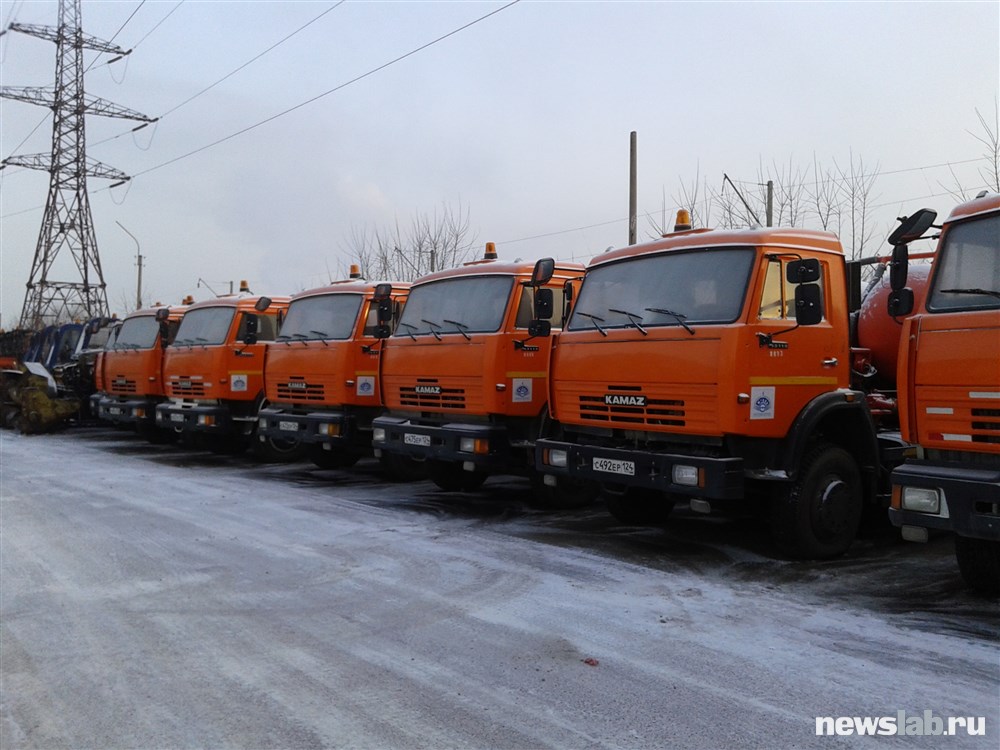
[545,448,568,468]
[258,417,266,428]
[198,414,215,426]
[901,486,941,514]
[372,427,386,443]
[672,464,699,487]
[460,437,476,453]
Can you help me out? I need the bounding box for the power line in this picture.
[131,0,183,51]
[129,0,521,179]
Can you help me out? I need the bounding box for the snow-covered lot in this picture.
[1,428,997,749]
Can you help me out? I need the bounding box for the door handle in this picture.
[822,358,838,367]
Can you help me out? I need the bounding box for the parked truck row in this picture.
[18,194,998,593]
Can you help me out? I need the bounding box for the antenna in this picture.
[1,0,156,329]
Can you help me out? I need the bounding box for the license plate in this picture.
[593,457,635,476]
[108,407,123,415]
[170,413,184,422]
[278,421,298,432]
[404,433,431,447]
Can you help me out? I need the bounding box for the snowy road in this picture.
[1,428,997,749]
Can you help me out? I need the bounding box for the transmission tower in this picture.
[1,0,155,330]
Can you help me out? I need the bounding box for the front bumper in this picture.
[535,438,744,499]
[889,460,1000,542]
[97,395,159,426]
[372,415,513,471]
[155,401,239,434]
[257,407,356,446]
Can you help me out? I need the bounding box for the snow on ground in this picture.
[1,428,997,749]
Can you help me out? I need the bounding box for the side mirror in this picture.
[887,288,914,317]
[887,209,936,246]
[533,288,554,320]
[243,313,259,345]
[889,243,909,291]
[159,321,170,348]
[786,258,821,284]
[373,324,392,340]
[527,320,551,338]
[373,284,394,328]
[373,282,393,300]
[531,258,555,287]
[794,284,823,326]
[254,296,272,312]
[154,307,170,322]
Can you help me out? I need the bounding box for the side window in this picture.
[362,304,379,337]
[237,313,278,341]
[758,258,824,320]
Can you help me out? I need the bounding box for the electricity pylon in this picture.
[1,0,155,329]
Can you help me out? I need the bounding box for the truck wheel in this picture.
[379,452,426,482]
[955,536,1000,597]
[603,486,676,525]
[252,434,305,463]
[428,460,487,492]
[309,445,360,469]
[770,443,862,559]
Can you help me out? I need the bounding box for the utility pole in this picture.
[628,131,637,245]
[766,180,774,227]
[1,0,156,329]
[117,222,142,310]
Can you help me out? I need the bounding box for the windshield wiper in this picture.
[443,319,471,340]
[399,322,417,341]
[575,312,607,336]
[608,308,648,335]
[940,287,1000,299]
[310,330,331,346]
[421,319,443,341]
[644,307,695,335]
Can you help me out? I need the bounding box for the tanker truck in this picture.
[534,211,925,558]
[887,192,1000,594]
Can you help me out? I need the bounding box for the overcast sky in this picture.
[1,0,997,326]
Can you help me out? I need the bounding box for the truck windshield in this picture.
[114,316,160,350]
[278,293,363,341]
[172,307,236,346]
[394,275,514,337]
[568,247,755,332]
[927,212,1000,312]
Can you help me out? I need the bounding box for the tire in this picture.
[379,452,427,482]
[603,486,677,525]
[252,433,306,463]
[428,460,488,492]
[770,443,862,559]
[955,536,1000,597]
[530,473,599,510]
[309,444,360,470]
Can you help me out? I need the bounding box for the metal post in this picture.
[766,180,774,227]
[629,131,637,245]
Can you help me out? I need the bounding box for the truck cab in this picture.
[256,275,409,467]
[97,303,186,438]
[371,245,586,499]
[536,214,906,557]
[888,192,1000,594]
[155,288,289,452]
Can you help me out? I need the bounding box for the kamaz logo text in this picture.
[415,385,441,395]
[604,394,646,407]
[287,382,307,389]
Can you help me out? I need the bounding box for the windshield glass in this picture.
[568,247,755,331]
[394,275,515,337]
[927,212,1000,312]
[278,294,364,341]
[172,307,236,346]
[114,316,160,350]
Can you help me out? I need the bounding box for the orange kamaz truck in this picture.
[371,244,587,501]
[96,303,185,440]
[255,272,409,468]
[535,211,920,558]
[888,192,1000,594]
[154,285,289,455]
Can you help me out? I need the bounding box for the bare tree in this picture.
[342,202,479,282]
[833,151,880,260]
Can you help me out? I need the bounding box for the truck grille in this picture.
[277,380,325,401]
[110,378,137,394]
[971,408,1000,444]
[170,377,206,397]
[578,392,685,427]
[399,386,466,410]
